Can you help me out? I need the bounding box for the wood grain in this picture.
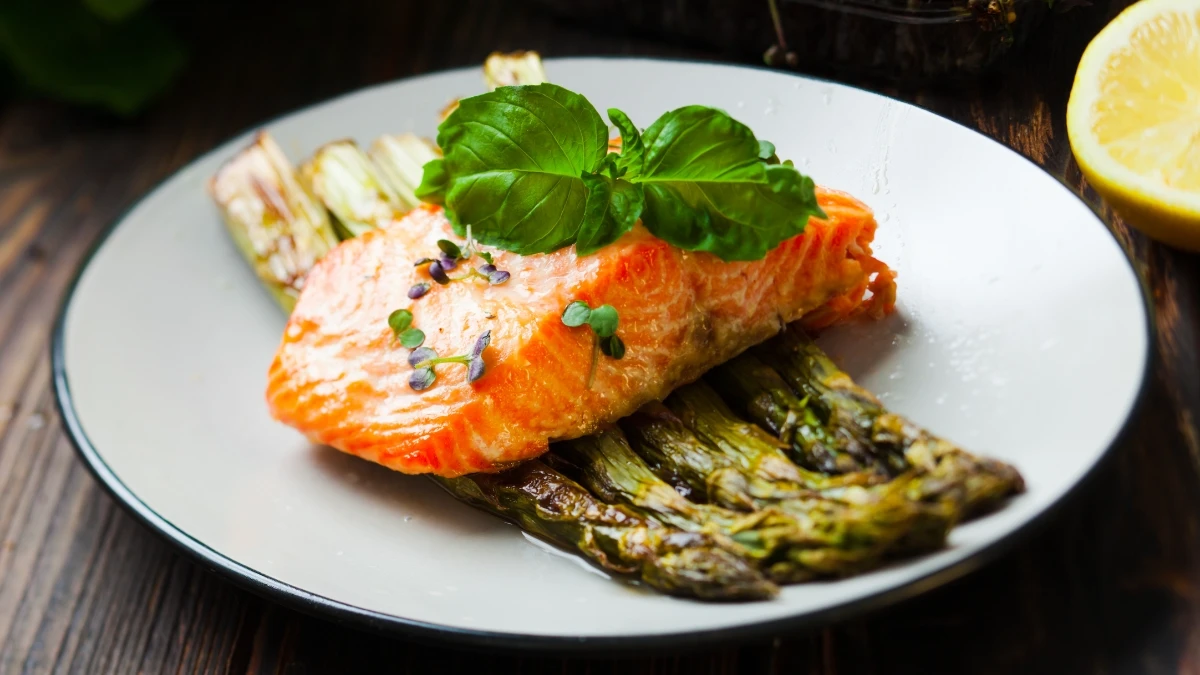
[1,0,1197,673]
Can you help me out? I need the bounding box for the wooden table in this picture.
[1,0,1196,672]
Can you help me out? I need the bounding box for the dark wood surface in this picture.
[1,1,1197,672]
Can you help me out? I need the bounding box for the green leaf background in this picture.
[0,0,186,116]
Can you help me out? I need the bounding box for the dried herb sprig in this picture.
[408,330,492,391]
[387,309,426,348]
[561,301,625,387]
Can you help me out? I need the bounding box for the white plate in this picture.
[53,58,1150,650]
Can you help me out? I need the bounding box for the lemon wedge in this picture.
[1066,0,1200,250]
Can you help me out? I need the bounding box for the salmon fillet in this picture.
[266,187,895,477]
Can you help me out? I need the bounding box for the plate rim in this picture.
[49,56,1156,654]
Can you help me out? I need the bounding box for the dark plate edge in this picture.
[49,56,1157,655]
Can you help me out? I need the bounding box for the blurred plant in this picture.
[0,0,186,116]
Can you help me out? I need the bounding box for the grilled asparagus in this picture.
[433,462,776,600]
[761,327,1025,517]
[555,428,920,581]
[623,397,946,560]
[708,352,904,476]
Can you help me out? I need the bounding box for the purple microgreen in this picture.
[406,328,496,391]
[437,239,462,259]
[561,301,592,328]
[409,367,436,391]
[479,263,497,275]
[399,328,425,349]
[409,346,438,367]
[467,357,486,383]
[428,260,451,285]
[438,252,458,271]
[600,334,626,359]
[413,257,436,267]
[387,309,413,337]
[408,282,431,299]
[487,269,510,285]
[471,330,492,359]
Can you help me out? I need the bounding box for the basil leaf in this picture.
[425,85,825,262]
[608,108,644,177]
[577,174,644,255]
[633,106,825,261]
[431,83,609,254]
[415,158,449,205]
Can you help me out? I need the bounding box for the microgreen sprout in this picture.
[417,234,511,288]
[428,260,452,284]
[408,282,431,299]
[387,309,426,348]
[561,301,625,387]
[437,239,463,259]
[406,330,492,391]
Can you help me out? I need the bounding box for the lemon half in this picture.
[1066,0,1200,250]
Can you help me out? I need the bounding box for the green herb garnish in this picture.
[417,83,825,261]
[387,309,426,348]
[561,301,625,387]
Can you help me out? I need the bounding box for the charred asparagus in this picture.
[707,352,904,476]
[760,327,1025,517]
[434,462,776,600]
[555,428,921,581]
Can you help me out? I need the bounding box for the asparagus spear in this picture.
[553,428,920,581]
[762,327,1025,517]
[212,131,776,600]
[708,353,905,476]
[368,134,439,210]
[207,132,339,313]
[664,382,883,494]
[432,462,776,600]
[624,396,952,557]
[299,140,403,239]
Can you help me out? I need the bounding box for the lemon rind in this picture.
[1066,0,1200,217]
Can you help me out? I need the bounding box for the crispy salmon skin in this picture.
[266,188,894,477]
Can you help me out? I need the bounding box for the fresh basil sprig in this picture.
[417,83,825,262]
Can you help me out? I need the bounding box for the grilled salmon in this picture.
[266,188,895,477]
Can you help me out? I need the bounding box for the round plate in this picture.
[53,58,1150,650]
